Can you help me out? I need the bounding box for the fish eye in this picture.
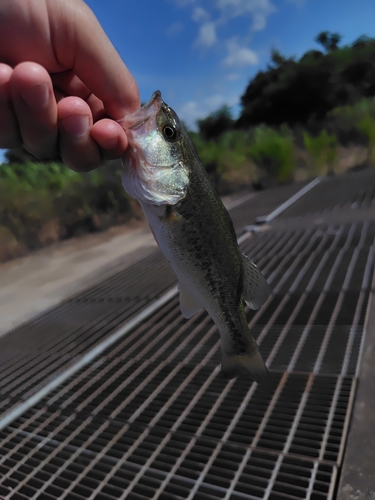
[162,123,178,142]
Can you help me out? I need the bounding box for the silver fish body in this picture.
[122,91,270,381]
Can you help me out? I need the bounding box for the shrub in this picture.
[0,159,136,260]
[247,126,295,181]
[355,114,375,162]
[190,130,259,192]
[328,98,375,144]
[302,129,338,174]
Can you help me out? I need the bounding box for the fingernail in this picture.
[60,115,90,137]
[21,82,49,109]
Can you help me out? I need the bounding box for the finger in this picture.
[58,96,101,171]
[52,74,107,121]
[10,62,58,158]
[51,0,140,119]
[51,70,92,100]
[91,119,128,160]
[86,93,107,122]
[0,63,21,148]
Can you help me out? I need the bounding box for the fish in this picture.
[121,90,271,381]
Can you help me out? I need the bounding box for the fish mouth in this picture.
[122,90,163,131]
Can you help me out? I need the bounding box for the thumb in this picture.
[51,0,140,119]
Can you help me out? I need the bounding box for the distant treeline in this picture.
[198,32,375,140]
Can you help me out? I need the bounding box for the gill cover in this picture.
[122,91,189,206]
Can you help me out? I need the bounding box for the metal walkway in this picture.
[0,169,374,499]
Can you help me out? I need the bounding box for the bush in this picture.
[302,129,338,174]
[0,159,137,260]
[190,130,258,192]
[356,114,375,162]
[247,126,295,181]
[327,98,375,144]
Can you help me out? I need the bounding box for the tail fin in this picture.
[219,317,268,382]
[221,346,268,382]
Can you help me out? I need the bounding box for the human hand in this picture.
[0,0,140,171]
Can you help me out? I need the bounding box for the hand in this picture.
[0,0,140,171]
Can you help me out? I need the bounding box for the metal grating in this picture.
[229,182,309,233]
[0,183,306,420]
[278,169,375,218]
[0,170,374,499]
[0,251,177,416]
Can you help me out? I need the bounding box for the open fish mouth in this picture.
[122,90,163,131]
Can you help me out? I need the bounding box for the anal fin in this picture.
[240,252,271,310]
[179,282,203,319]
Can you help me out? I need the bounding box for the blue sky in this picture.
[85,0,375,127]
[1,0,375,162]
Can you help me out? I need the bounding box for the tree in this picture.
[269,48,287,68]
[315,31,342,52]
[237,33,375,129]
[197,106,234,141]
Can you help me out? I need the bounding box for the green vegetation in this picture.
[238,33,375,128]
[192,32,375,188]
[302,130,338,175]
[0,159,138,261]
[248,126,295,181]
[1,32,375,261]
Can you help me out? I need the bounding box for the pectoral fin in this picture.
[179,282,203,319]
[240,252,271,310]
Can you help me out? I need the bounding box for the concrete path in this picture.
[0,221,157,338]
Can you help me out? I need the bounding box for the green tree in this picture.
[197,106,234,141]
[238,33,375,129]
[315,31,342,52]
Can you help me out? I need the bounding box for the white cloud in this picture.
[252,12,267,31]
[192,7,209,22]
[166,22,184,37]
[194,22,217,48]
[215,0,276,28]
[179,101,201,129]
[223,39,258,67]
[226,73,241,81]
[178,91,241,129]
[223,48,258,67]
[205,94,226,109]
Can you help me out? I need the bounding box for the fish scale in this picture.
[122,90,271,381]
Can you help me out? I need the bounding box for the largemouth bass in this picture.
[121,91,270,381]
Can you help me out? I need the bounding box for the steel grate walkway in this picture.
[0,170,374,499]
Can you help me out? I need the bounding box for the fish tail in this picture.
[220,323,268,382]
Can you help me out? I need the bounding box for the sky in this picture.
[1,0,375,162]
